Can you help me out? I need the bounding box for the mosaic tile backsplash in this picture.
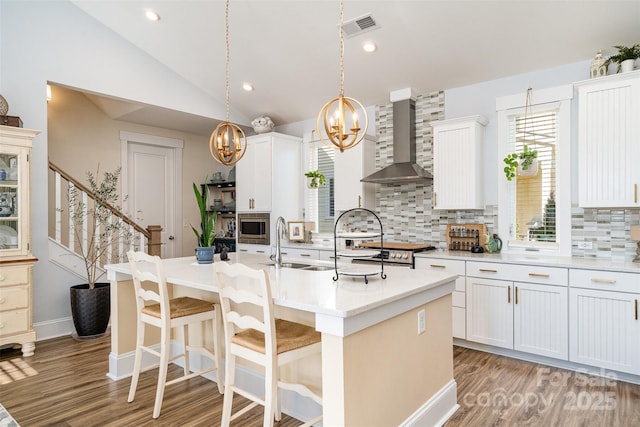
[345,90,639,262]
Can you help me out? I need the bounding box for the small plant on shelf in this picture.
[503,145,538,181]
[304,170,326,188]
[605,44,640,73]
[191,183,216,248]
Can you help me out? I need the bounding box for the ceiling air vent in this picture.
[342,13,380,38]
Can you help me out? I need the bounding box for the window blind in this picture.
[507,109,558,243]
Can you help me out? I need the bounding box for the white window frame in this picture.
[497,85,573,256]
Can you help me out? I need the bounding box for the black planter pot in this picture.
[70,282,111,339]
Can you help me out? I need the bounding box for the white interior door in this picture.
[121,132,183,258]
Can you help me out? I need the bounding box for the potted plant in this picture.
[191,182,216,264]
[605,44,640,73]
[503,145,538,181]
[304,170,326,188]
[68,166,132,338]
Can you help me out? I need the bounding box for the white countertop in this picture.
[106,253,457,336]
[415,249,640,273]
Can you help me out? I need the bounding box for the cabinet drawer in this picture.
[0,309,29,336]
[570,269,640,294]
[280,248,320,260]
[452,307,466,339]
[415,258,465,275]
[0,286,28,311]
[467,261,568,286]
[0,266,28,287]
[318,250,339,261]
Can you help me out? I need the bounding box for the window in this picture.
[303,137,335,233]
[497,85,573,255]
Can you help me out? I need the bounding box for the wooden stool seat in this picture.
[142,296,216,319]
[232,319,321,355]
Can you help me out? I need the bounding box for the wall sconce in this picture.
[631,225,640,262]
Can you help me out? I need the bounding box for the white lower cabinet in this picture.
[466,261,568,360]
[279,247,320,260]
[237,244,270,256]
[415,258,466,339]
[569,269,640,375]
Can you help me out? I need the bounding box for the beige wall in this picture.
[47,85,230,256]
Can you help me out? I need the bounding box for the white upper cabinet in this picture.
[334,135,376,211]
[431,115,487,210]
[236,136,272,211]
[577,71,640,207]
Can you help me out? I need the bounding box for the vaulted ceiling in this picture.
[71,1,639,135]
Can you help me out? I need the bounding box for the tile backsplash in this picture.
[353,90,639,262]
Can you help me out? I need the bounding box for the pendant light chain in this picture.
[339,0,345,98]
[209,0,247,166]
[224,0,231,123]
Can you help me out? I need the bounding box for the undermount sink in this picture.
[264,262,333,271]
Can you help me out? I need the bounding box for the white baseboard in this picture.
[400,380,459,427]
[34,317,74,341]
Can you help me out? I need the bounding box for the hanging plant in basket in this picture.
[304,170,326,188]
[503,87,540,181]
[503,145,538,181]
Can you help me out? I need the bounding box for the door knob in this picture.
[168,236,175,240]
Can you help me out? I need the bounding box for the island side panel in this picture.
[322,294,454,426]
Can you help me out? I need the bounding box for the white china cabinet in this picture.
[577,71,640,207]
[0,126,38,356]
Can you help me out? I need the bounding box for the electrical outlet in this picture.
[417,309,426,335]
[577,241,593,249]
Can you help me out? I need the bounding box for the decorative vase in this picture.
[0,94,8,116]
[620,59,636,73]
[485,234,503,254]
[70,283,111,338]
[251,115,275,134]
[195,246,214,264]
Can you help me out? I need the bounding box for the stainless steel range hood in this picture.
[361,95,432,184]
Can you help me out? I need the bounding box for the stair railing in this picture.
[48,161,162,271]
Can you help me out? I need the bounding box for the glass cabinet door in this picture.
[0,147,23,253]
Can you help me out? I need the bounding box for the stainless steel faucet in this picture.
[270,216,287,267]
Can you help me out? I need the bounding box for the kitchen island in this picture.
[105,253,458,426]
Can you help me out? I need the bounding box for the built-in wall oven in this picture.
[237,212,270,245]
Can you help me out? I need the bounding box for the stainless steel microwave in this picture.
[237,212,270,245]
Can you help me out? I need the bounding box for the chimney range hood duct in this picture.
[361,97,432,183]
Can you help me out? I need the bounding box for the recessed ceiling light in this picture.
[145,9,160,21]
[242,82,254,92]
[363,41,377,53]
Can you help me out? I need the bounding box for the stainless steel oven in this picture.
[352,242,436,268]
[237,212,270,245]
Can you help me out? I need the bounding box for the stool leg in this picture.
[221,353,236,426]
[212,307,224,394]
[152,323,171,419]
[127,319,145,403]
[182,324,190,376]
[263,360,276,427]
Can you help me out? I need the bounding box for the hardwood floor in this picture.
[0,336,639,426]
[446,346,640,427]
[0,335,300,426]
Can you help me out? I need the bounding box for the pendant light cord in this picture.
[339,0,344,97]
[224,0,231,123]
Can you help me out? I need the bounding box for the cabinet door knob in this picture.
[480,269,498,273]
[515,286,519,305]
[430,264,446,268]
[528,273,550,278]
[635,299,638,321]
[507,285,511,304]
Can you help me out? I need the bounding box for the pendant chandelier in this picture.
[210,0,247,166]
[316,0,368,153]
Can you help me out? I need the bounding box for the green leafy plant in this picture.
[68,165,132,288]
[304,170,326,188]
[503,145,538,181]
[191,183,216,247]
[605,44,640,72]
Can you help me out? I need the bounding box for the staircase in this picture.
[48,161,161,281]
